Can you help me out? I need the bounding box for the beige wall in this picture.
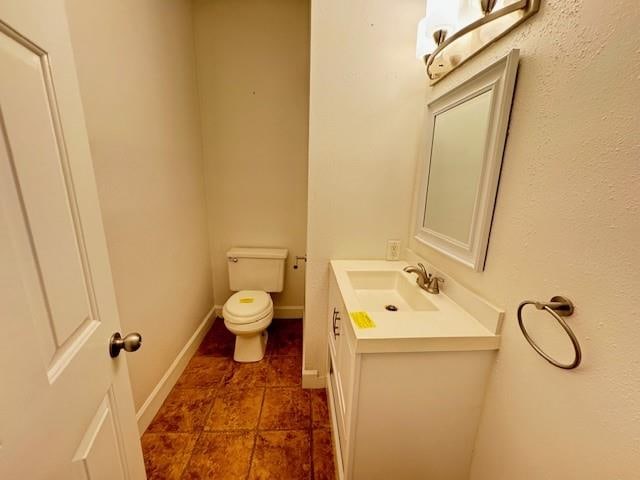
[65,0,213,410]
[408,0,640,478]
[305,0,426,376]
[308,0,640,474]
[193,0,310,312]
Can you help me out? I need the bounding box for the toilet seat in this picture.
[223,290,273,325]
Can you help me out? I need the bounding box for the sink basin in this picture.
[330,260,503,352]
[346,270,437,313]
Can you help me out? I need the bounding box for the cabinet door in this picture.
[328,274,347,413]
[327,273,342,361]
[337,307,356,421]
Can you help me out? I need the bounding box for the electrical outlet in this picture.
[386,240,401,261]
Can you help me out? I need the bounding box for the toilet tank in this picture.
[227,247,288,292]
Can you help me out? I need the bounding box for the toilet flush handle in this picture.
[229,257,238,263]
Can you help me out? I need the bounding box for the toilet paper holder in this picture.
[293,255,307,269]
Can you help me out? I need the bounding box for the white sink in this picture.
[330,260,503,353]
[346,270,437,313]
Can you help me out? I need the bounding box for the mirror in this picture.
[423,90,493,243]
[414,50,519,271]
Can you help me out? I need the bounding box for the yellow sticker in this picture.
[350,311,376,329]
[239,298,254,304]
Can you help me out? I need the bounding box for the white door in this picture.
[0,1,146,478]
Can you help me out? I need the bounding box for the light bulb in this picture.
[457,0,484,28]
[416,0,463,59]
[416,17,436,59]
[425,0,461,35]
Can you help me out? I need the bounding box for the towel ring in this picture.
[517,296,582,369]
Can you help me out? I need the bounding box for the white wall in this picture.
[305,0,426,377]
[408,1,640,478]
[193,0,310,314]
[66,0,213,410]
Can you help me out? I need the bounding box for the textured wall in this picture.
[66,0,213,410]
[193,0,310,313]
[306,0,426,376]
[408,1,640,477]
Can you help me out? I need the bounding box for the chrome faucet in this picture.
[403,263,444,294]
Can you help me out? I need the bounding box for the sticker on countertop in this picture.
[350,311,376,329]
[239,298,254,304]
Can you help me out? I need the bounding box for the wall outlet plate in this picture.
[386,240,401,261]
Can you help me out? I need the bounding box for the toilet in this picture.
[222,247,288,362]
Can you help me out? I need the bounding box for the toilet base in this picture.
[233,330,268,363]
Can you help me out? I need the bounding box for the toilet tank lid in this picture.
[227,247,288,260]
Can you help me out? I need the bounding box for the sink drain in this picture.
[385,304,398,312]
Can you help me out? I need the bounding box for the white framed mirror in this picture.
[414,49,519,271]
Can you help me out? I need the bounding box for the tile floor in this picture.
[142,318,336,479]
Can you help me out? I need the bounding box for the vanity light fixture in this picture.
[416,0,540,84]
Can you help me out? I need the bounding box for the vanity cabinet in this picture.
[327,273,356,460]
[326,268,496,480]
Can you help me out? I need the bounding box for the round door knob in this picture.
[109,332,142,358]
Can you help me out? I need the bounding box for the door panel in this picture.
[72,392,127,480]
[0,28,95,351]
[0,2,145,478]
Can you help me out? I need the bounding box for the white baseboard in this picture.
[135,307,215,435]
[214,304,304,319]
[302,369,326,389]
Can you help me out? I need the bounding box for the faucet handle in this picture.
[417,263,430,279]
[427,276,445,294]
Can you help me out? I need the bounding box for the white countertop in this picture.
[330,260,502,353]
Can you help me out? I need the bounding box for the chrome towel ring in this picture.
[517,296,582,369]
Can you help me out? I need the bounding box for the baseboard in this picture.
[302,369,326,389]
[274,305,304,319]
[135,306,215,435]
[214,304,304,319]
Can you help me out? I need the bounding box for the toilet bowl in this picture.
[223,290,274,362]
[222,290,273,362]
[222,247,287,362]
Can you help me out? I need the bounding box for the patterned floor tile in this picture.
[205,386,265,431]
[266,356,302,387]
[259,387,310,430]
[225,361,268,388]
[268,320,303,356]
[249,430,311,480]
[141,320,336,480]
[182,431,255,479]
[196,320,235,357]
[312,428,336,480]
[147,388,213,433]
[175,356,234,390]
[311,388,330,429]
[141,432,196,480]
